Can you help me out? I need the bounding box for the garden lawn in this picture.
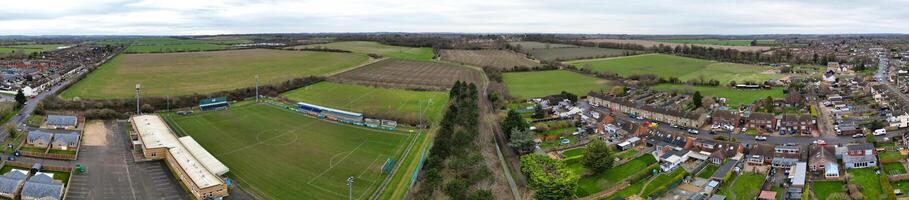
[561,147,586,159]
[503,70,611,99]
[617,149,639,160]
[283,82,449,123]
[572,154,657,196]
[650,84,785,106]
[567,54,783,84]
[892,180,909,196]
[812,181,845,200]
[884,163,907,175]
[61,49,367,99]
[163,103,413,200]
[880,151,906,161]
[697,165,719,179]
[640,168,688,197]
[849,168,883,200]
[293,41,433,61]
[720,173,765,200]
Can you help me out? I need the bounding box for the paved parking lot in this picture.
[65,121,187,200]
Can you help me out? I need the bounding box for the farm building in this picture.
[20,173,63,200]
[26,130,52,148]
[131,114,229,199]
[43,115,78,130]
[296,102,364,124]
[199,97,229,111]
[0,170,27,199]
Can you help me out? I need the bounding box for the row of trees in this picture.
[42,76,325,119]
[413,81,492,200]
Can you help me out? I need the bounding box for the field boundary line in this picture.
[325,57,389,77]
[562,53,655,64]
[309,141,367,184]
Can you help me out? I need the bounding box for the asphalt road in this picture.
[0,74,79,141]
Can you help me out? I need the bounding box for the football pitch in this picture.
[283,81,449,124]
[163,103,414,200]
[60,49,367,99]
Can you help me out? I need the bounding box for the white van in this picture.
[874,128,887,136]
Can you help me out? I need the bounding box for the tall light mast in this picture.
[135,83,141,114]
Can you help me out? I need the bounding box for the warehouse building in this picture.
[131,115,229,199]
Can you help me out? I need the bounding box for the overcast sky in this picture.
[2,0,908,35]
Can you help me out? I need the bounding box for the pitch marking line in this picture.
[309,141,367,184]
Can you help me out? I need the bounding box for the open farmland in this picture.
[440,49,540,69]
[291,41,434,61]
[582,39,771,52]
[61,49,367,99]
[163,103,413,200]
[503,70,611,99]
[568,54,783,84]
[331,59,483,90]
[654,39,776,46]
[121,37,233,53]
[528,47,640,61]
[508,41,576,50]
[0,44,68,55]
[651,84,785,106]
[283,82,449,124]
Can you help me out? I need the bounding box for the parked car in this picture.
[852,134,866,138]
[687,129,699,134]
[755,136,768,141]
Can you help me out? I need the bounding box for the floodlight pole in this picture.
[255,74,260,102]
[347,176,354,200]
[135,83,141,114]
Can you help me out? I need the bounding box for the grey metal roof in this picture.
[21,181,62,200]
[52,133,79,146]
[0,176,23,194]
[772,157,799,166]
[27,131,51,143]
[28,173,53,184]
[712,159,738,179]
[46,115,77,126]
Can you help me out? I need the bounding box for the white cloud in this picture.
[0,0,907,35]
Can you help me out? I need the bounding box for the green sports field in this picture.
[60,49,367,99]
[568,54,784,84]
[164,103,414,200]
[503,70,611,99]
[283,82,449,124]
[650,84,785,106]
[292,41,433,61]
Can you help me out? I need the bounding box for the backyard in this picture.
[849,168,883,200]
[812,180,845,200]
[570,154,657,196]
[719,172,765,200]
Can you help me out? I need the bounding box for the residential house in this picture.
[779,114,815,135]
[51,133,79,150]
[790,162,807,188]
[785,90,804,107]
[771,145,803,169]
[26,130,52,148]
[588,92,707,128]
[746,143,775,165]
[20,173,63,200]
[843,144,877,169]
[808,145,836,173]
[0,170,27,199]
[659,150,689,172]
[711,110,740,127]
[747,112,777,131]
[44,115,78,130]
[711,159,739,183]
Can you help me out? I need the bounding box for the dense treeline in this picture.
[413,81,492,200]
[42,76,324,118]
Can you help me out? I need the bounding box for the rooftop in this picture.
[132,115,225,189]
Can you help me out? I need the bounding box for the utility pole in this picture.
[346,176,354,200]
[135,83,141,114]
[255,74,260,102]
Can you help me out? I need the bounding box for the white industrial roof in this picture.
[179,136,230,176]
[132,115,224,189]
[134,115,180,149]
